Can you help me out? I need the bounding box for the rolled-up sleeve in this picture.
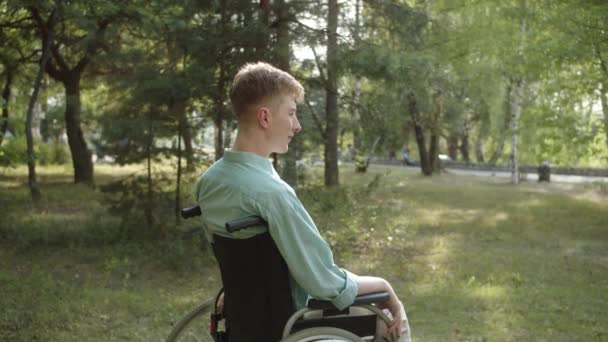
[257,189,358,310]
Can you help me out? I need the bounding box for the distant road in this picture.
[357,161,608,184]
[443,168,608,184]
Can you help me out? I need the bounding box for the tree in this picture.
[28,2,117,184]
[24,10,55,201]
[324,0,339,186]
[551,0,608,149]
[508,0,527,184]
[0,5,38,146]
[274,0,299,186]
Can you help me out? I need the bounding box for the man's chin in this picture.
[272,146,289,154]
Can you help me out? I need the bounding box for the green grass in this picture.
[1,164,607,341]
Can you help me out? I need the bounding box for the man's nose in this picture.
[293,116,302,133]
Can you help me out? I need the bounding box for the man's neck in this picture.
[232,132,270,158]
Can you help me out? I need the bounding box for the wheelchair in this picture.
[166,206,410,342]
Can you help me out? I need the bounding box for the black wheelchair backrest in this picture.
[182,205,293,341]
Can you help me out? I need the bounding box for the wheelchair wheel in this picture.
[279,326,364,342]
[166,298,215,342]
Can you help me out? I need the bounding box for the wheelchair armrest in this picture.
[307,291,390,311]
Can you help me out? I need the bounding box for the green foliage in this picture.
[0,136,27,167]
[3,0,606,179]
[298,169,387,256]
[355,155,369,173]
[99,174,174,240]
[36,143,70,165]
[0,137,70,167]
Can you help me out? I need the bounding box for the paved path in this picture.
[361,162,608,184]
[443,168,608,184]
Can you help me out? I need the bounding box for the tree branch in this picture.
[304,99,326,140]
[290,18,326,34]
[0,15,35,29]
[29,6,69,75]
[593,41,608,79]
[75,19,110,74]
[17,49,41,64]
[310,45,328,86]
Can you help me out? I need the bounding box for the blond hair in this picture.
[229,62,305,116]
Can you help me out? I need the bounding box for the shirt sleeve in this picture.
[256,188,359,310]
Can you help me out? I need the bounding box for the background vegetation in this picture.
[1,164,607,341]
[1,1,608,341]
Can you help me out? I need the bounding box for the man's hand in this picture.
[379,296,404,337]
[356,276,404,337]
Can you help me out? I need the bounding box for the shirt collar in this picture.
[223,149,274,173]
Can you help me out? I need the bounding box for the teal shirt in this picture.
[194,150,359,310]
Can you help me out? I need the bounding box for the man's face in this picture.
[268,94,302,154]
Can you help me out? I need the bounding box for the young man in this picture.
[195,62,406,339]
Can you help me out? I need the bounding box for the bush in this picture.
[0,136,28,167]
[0,137,70,166]
[37,143,70,165]
[100,174,174,240]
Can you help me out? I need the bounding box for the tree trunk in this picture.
[475,100,489,163]
[214,114,224,161]
[214,0,228,161]
[167,40,194,171]
[178,108,194,172]
[459,133,470,162]
[510,0,527,184]
[447,135,458,160]
[601,82,608,149]
[475,132,485,163]
[489,79,513,165]
[25,33,53,201]
[0,70,13,146]
[256,0,270,60]
[213,66,226,161]
[146,112,154,232]
[223,119,235,149]
[429,132,440,171]
[175,126,182,226]
[429,90,442,172]
[351,0,363,155]
[64,75,94,184]
[40,76,50,143]
[593,43,608,148]
[324,0,339,186]
[408,92,432,175]
[510,77,524,184]
[275,0,297,186]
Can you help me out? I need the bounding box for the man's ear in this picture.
[256,107,271,129]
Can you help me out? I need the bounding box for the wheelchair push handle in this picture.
[180,206,202,219]
[181,205,268,233]
[225,216,268,233]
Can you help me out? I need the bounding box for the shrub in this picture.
[0,136,27,167]
[100,175,174,240]
[37,143,70,165]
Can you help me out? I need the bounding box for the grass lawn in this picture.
[1,163,607,341]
